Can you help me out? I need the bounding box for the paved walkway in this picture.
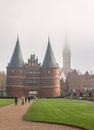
[0,100,82,130]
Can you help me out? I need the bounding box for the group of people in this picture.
[21,96,31,105]
[14,95,31,105]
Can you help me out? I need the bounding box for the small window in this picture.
[35,63,37,66]
[29,63,31,67]
[32,63,34,66]
[35,81,37,83]
[48,70,51,74]
[20,70,22,73]
[38,81,40,83]
[33,81,34,83]
[25,80,27,83]
[28,80,30,83]
[12,69,14,73]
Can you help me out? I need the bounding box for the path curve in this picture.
[0,100,82,130]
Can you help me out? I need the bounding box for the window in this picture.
[29,63,31,67]
[38,71,40,74]
[35,63,37,66]
[30,80,32,83]
[12,69,14,73]
[20,70,22,73]
[38,81,40,83]
[35,80,37,83]
[28,80,30,83]
[32,63,34,66]
[33,81,34,83]
[48,70,51,74]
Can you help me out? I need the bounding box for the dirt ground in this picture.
[0,100,83,130]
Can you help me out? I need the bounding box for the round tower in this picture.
[6,37,25,97]
[40,37,60,98]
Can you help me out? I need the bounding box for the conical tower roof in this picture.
[8,37,24,68]
[42,37,57,68]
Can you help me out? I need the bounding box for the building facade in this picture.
[60,39,94,96]
[61,70,94,96]
[6,37,60,98]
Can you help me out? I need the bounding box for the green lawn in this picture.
[24,98,94,130]
[0,98,14,107]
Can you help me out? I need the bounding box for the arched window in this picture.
[11,69,14,73]
[48,70,51,74]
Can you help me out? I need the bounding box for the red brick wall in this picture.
[7,63,60,98]
[6,86,24,97]
[40,67,60,97]
[7,67,25,97]
[39,86,60,98]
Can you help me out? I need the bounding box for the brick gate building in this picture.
[6,37,60,98]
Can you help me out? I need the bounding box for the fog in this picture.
[0,0,94,73]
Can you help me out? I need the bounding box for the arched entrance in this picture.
[28,91,38,99]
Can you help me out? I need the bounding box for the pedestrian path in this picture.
[0,100,82,130]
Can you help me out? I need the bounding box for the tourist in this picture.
[14,95,18,105]
[25,96,28,103]
[21,96,25,105]
[28,96,30,103]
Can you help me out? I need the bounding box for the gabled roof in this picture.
[42,37,58,68]
[8,37,24,68]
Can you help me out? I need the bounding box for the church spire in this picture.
[63,36,71,54]
[42,37,57,68]
[63,36,71,68]
[8,36,24,68]
[61,36,73,77]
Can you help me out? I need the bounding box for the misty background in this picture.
[0,0,94,73]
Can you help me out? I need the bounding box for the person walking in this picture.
[25,96,28,103]
[21,96,25,105]
[28,96,30,103]
[14,95,18,105]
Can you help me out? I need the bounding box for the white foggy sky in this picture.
[0,0,94,73]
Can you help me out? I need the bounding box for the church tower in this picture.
[40,37,60,98]
[63,39,71,69]
[6,37,25,97]
[61,38,72,77]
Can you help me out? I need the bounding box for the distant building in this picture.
[80,71,94,91]
[0,71,6,89]
[0,71,6,96]
[60,38,94,96]
[61,70,94,96]
[60,38,73,79]
[6,37,60,98]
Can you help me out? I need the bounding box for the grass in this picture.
[0,98,14,107]
[24,98,94,130]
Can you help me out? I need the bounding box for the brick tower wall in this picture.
[6,67,25,97]
[40,67,60,98]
